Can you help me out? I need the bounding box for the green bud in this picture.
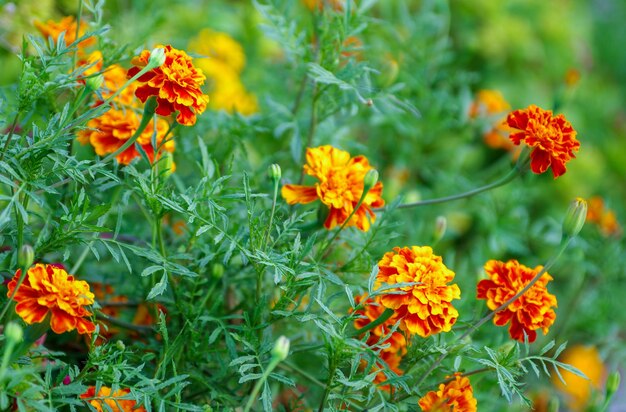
[211,263,224,279]
[17,244,34,269]
[271,335,290,361]
[363,169,379,193]
[147,47,166,70]
[115,340,126,351]
[606,371,621,399]
[85,74,104,91]
[563,197,587,238]
[433,216,447,243]
[4,322,23,343]
[268,164,281,182]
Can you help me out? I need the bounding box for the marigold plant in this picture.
[418,373,478,412]
[80,386,146,412]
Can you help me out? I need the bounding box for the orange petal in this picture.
[281,184,318,205]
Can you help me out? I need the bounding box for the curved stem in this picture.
[263,179,280,251]
[0,112,20,162]
[243,358,281,412]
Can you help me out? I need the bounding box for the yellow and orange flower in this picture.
[469,89,516,151]
[375,246,460,338]
[6,263,95,335]
[303,0,346,11]
[552,345,606,411]
[477,259,557,343]
[76,50,104,79]
[353,294,407,389]
[127,45,209,126]
[586,196,622,237]
[77,106,175,165]
[506,105,580,178]
[80,386,146,412]
[282,145,384,231]
[34,16,95,50]
[188,29,246,74]
[418,373,478,412]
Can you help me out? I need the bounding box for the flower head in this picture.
[282,145,384,231]
[586,196,622,237]
[188,29,246,74]
[477,259,557,343]
[418,373,478,412]
[552,345,605,411]
[34,16,95,50]
[469,89,516,152]
[375,246,460,338]
[80,386,146,412]
[506,105,580,178]
[6,263,95,335]
[353,294,406,389]
[127,45,209,126]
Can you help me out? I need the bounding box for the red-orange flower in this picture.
[127,45,209,126]
[375,246,460,338]
[506,105,579,178]
[302,0,345,11]
[34,16,95,50]
[586,196,622,237]
[469,89,516,152]
[353,294,407,389]
[477,259,557,343]
[418,373,478,412]
[80,386,146,412]
[281,145,384,231]
[6,263,95,335]
[77,106,175,165]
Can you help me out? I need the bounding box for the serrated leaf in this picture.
[147,273,168,300]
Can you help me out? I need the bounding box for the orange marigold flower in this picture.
[34,16,95,50]
[506,105,580,178]
[375,246,460,338]
[418,373,478,412]
[552,345,606,411]
[77,106,175,165]
[586,196,622,237]
[302,0,345,11]
[469,90,516,152]
[80,386,146,412]
[281,145,384,231]
[6,263,95,335]
[127,45,209,126]
[477,259,557,343]
[353,294,407,389]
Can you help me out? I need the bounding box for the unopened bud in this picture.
[116,340,126,351]
[563,197,587,238]
[18,244,34,268]
[606,371,621,399]
[271,335,290,361]
[433,216,447,243]
[147,47,166,70]
[85,74,104,91]
[268,164,281,182]
[5,322,23,343]
[211,263,224,279]
[363,169,379,193]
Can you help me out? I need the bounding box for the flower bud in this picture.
[116,340,126,351]
[17,244,34,269]
[271,335,290,361]
[433,216,447,243]
[4,322,23,343]
[211,263,224,279]
[62,375,72,385]
[363,169,379,193]
[563,197,587,238]
[268,164,281,182]
[147,47,166,70]
[606,371,621,399]
[85,74,104,91]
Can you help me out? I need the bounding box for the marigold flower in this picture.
[375,246,460,338]
[188,29,246,74]
[76,50,104,79]
[477,259,557,343]
[418,373,478,412]
[77,106,175,165]
[552,345,605,411]
[6,263,95,335]
[469,90,516,152]
[302,0,345,11]
[586,196,622,237]
[282,145,384,231]
[80,386,146,412]
[34,16,95,50]
[127,45,209,126]
[353,294,407,389]
[506,105,580,178]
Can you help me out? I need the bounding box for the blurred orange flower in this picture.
[282,145,384,231]
[418,373,478,412]
[353,294,406,389]
[469,89,516,151]
[586,196,622,237]
[477,259,557,343]
[506,105,579,178]
[80,386,146,412]
[128,45,209,126]
[6,263,95,335]
[375,246,460,338]
[302,0,345,11]
[553,345,606,411]
[34,16,95,50]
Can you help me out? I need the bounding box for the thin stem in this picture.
[73,0,84,71]
[263,179,280,251]
[414,236,574,389]
[96,312,153,334]
[297,83,319,185]
[243,358,281,412]
[318,351,336,412]
[0,263,29,323]
[0,112,20,162]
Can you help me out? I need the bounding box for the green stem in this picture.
[0,262,30,323]
[0,112,20,162]
[73,0,84,71]
[413,236,574,389]
[243,358,281,412]
[263,179,280,251]
[318,352,337,412]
